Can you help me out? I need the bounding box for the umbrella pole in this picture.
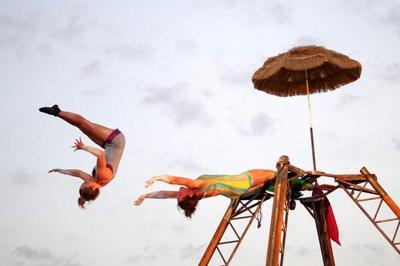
[305,70,317,171]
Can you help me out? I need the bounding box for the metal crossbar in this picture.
[222,197,267,265]
[199,195,268,266]
[199,159,400,266]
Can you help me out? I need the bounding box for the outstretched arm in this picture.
[48,168,93,181]
[145,175,203,189]
[134,190,178,206]
[72,138,107,171]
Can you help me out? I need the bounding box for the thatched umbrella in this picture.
[252,45,361,170]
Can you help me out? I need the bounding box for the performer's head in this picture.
[177,187,200,218]
[78,181,100,208]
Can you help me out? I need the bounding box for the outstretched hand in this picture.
[145,177,156,188]
[134,194,146,206]
[72,137,86,151]
[145,175,170,188]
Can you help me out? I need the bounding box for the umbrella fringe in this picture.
[252,45,361,97]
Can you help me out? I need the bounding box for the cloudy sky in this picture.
[1,0,400,265]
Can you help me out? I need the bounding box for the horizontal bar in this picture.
[340,181,378,195]
[231,215,253,220]
[375,218,400,223]
[233,202,261,217]
[219,240,239,245]
[358,196,382,202]
[334,174,366,181]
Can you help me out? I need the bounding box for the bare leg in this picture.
[58,111,113,147]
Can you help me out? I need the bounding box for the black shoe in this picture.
[39,104,61,116]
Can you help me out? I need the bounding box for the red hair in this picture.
[177,194,200,218]
[78,186,100,208]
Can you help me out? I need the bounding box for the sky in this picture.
[1,0,400,265]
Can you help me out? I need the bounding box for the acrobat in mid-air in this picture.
[39,105,125,208]
[134,169,313,217]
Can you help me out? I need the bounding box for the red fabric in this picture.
[312,186,341,246]
[101,128,121,148]
[326,204,341,245]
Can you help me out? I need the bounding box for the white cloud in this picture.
[0,11,43,56]
[262,2,294,25]
[141,84,214,127]
[13,246,52,261]
[13,245,82,266]
[393,138,400,152]
[179,244,205,260]
[50,6,88,43]
[231,112,274,136]
[379,63,400,83]
[126,245,174,265]
[335,94,361,108]
[79,60,103,79]
[104,43,153,60]
[12,170,36,186]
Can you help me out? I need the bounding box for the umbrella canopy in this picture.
[252,45,361,171]
[252,45,361,97]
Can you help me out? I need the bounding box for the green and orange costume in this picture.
[196,170,275,198]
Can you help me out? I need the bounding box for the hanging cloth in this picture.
[312,185,341,246]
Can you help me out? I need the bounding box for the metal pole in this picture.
[266,156,289,266]
[360,167,400,218]
[305,70,317,171]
